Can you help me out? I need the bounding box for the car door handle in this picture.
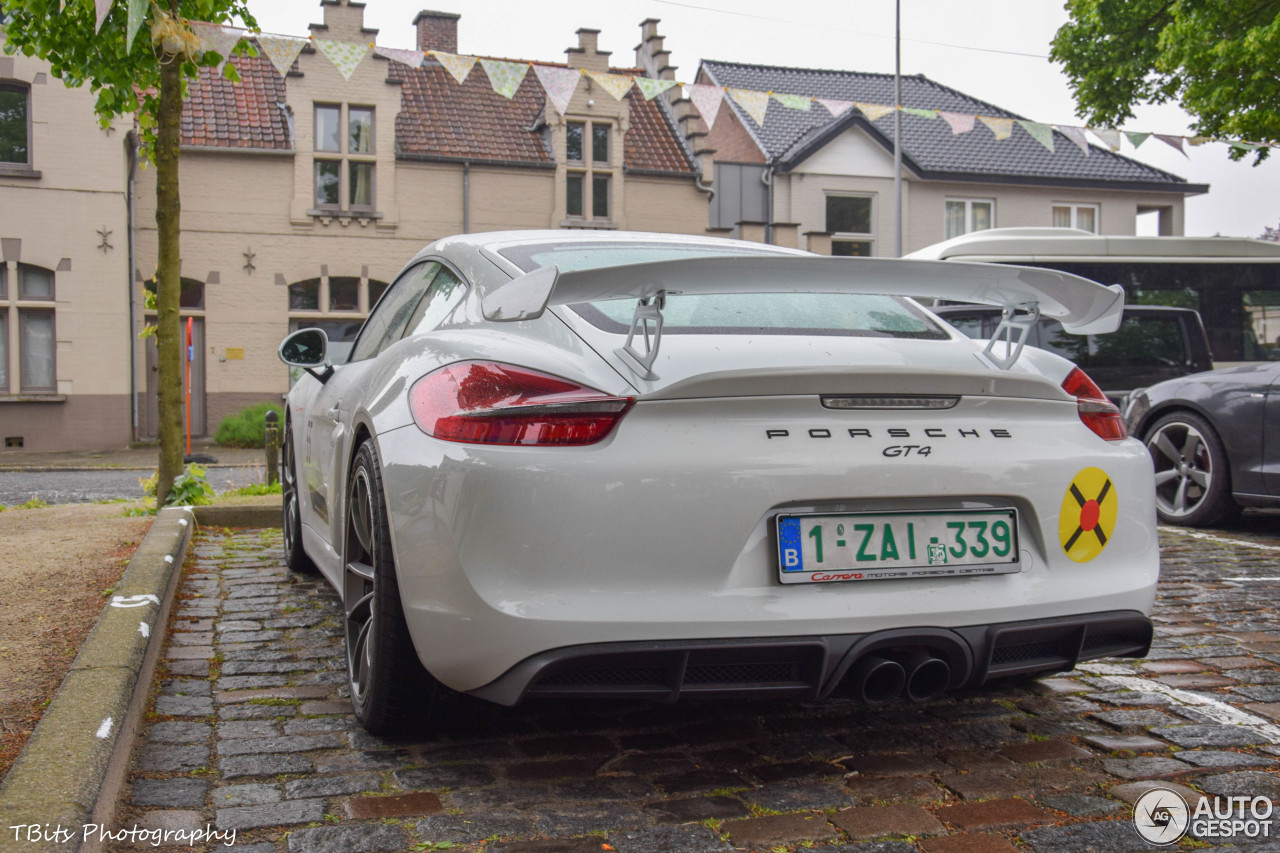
[326,403,341,420]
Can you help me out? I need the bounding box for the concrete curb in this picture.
[193,503,281,529]
[0,507,195,853]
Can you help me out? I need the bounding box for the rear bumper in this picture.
[468,609,1152,706]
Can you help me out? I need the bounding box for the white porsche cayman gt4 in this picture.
[278,230,1158,734]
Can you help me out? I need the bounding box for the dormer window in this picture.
[565,120,611,222]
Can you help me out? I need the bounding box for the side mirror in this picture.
[278,328,333,383]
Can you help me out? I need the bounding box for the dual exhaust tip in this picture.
[847,650,951,705]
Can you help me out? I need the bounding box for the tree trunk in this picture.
[154,32,183,507]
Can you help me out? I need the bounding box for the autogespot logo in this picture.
[1134,787,1190,845]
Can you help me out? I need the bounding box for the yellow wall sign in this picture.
[225,347,245,361]
[1059,467,1117,562]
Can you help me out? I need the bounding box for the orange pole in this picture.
[185,317,193,457]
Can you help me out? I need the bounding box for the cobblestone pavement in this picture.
[110,523,1280,853]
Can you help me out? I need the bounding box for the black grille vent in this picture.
[538,667,668,688]
[1081,632,1129,653]
[990,639,1075,666]
[684,662,800,684]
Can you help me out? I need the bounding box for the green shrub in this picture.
[142,463,216,506]
[215,402,284,448]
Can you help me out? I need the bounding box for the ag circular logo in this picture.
[1134,786,1190,845]
[1058,467,1117,562]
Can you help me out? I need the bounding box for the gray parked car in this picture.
[1125,363,1280,526]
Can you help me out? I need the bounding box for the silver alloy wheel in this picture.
[282,426,301,557]
[344,466,378,711]
[1148,420,1213,520]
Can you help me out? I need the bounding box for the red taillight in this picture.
[409,361,634,446]
[1062,367,1127,441]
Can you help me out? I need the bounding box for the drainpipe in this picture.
[462,160,470,233]
[762,165,774,244]
[126,129,140,441]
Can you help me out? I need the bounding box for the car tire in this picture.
[343,439,456,734]
[1144,410,1238,527]
[282,417,317,575]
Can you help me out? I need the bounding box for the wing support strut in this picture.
[615,291,666,379]
[982,302,1040,369]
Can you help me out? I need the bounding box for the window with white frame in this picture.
[945,199,994,240]
[1053,203,1099,233]
[565,120,611,221]
[0,262,56,393]
[826,194,874,256]
[314,103,376,213]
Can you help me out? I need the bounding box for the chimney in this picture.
[414,9,459,53]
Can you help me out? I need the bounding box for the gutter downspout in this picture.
[763,165,773,245]
[126,130,139,441]
[462,160,470,233]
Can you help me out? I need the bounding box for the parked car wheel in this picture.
[1144,411,1237,527]
[281,418,316,574]
[343,440,449,734]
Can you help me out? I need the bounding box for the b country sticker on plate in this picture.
[1059,467,1116,562]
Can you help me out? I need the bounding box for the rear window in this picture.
[498,240,948,339]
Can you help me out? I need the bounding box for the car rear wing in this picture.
[480,256,1124,374]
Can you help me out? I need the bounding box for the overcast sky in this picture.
[247,0,1279,239]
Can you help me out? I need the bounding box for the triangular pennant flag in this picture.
[1088,127,1121,152]
[126,0,147,49]
[431,50,477,85]
[584,70,634,101]
[1229,141,1261,152]
[633,77,678,101]
[315,39,369,81]
[95,0,111,33]
[688,84,725,129]
[190,21,244,70]
[815,98,855,117]
[979,116,1013,140]
[1155,134,1187,156]
[1055,125,1090,155]
[1188,136,1211,147]
[479,58,528,99]
[1125,131,1152,149]
[374,46,424,68]
[902,107,937,118]
[1018,120,1055,152]
[856,102,895,122]
[257,36,307,78]
[771,93,811,111]
[533,64,581,116]
[728,88,769,126]
[938,111,975,135]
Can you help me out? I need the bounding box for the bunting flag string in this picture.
[533,64,581,115]
[729,88,770,126]
[373,46,425,69]
[584,70,635,101]
[85,3,1270,157]
[479,58,529,99]
[430,51,477,85]
[688,84,726,130]
[633,77,678,101]
[258,36,308,78]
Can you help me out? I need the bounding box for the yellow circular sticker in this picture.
[1059,467,1117,563]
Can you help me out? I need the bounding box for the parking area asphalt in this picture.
[92,520,1280,853]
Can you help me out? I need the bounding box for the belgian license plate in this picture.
[776,509,1020,584]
